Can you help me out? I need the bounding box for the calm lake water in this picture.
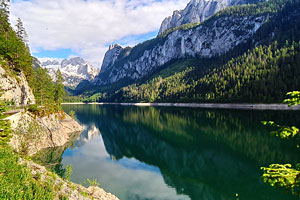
[48,104,300,200]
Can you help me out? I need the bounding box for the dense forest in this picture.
[82,0,300,103]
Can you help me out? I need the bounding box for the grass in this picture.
[0,105,55,199]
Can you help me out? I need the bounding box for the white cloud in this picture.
[10,0,190,67]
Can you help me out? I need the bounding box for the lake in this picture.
[42,104,300,200]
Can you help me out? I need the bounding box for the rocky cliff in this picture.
[92,14,266,86]
[0,66,35,106]
[7,111,84,156]
[100,44,124,74]
[158,0,252,35]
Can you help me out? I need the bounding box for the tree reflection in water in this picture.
[42,105,300,200]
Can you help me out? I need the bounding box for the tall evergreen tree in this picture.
[54,69,65,108]
[0,0,10,19]
[15,18,28,45]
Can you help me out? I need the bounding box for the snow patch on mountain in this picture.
[38,57,99,87]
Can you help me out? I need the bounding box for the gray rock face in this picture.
[61,57,85,67]
[159,0,257,35]
[100,44,123,74]
[0,66,35,106]
[42,60,60,66]
[93,15,266,86]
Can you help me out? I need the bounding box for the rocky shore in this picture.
[23,159,118,200]
[6,111,83,156]
[5,111,119,200]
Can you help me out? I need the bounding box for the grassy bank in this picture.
[0,110,54,199]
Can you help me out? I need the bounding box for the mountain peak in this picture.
[109,44,122,51]
[158,0,260,35]
[61,57,86,67]
[100,44,123,74]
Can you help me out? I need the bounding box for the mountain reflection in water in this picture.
[58,105,300,200]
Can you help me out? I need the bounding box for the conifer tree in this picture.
[15,18,28,45]
[54,69,65,108]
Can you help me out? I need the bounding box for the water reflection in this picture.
[59,105,300,200]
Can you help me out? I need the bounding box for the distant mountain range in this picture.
[37,57,99,87]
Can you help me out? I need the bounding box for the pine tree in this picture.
[15,18,28,45]
[0,0,10,19]
[54,69,65,108]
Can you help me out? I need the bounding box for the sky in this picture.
[10,0,190,68]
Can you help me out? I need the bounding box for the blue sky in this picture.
[33,48,77,58]
[10,0,189,67]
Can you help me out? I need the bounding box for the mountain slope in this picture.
[81,0,300,103]
[105,42,300,103]
[92,14,266,86]
[91,0,291,89]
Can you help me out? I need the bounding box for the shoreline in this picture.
[62,102,300,110]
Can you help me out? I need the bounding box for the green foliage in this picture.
[62,96,85,103]
[69,110,75,119]
[0,100,54,199]
[25,104,42,115]
[0,146,54,199]
[15,17,28,45]
[65,164,72,181]
[0,101,11,145]
[262,121,300,140]
[261,164,300,196]
[86,179,99,187]
[261,92,300,197]
[31,67,65,114]
[54,69,65,109]
[0,1,34,88]
[284,91,300,106]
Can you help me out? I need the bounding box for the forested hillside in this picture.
[83,0,300,103]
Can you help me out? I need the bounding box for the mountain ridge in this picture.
[158,0,264,35]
